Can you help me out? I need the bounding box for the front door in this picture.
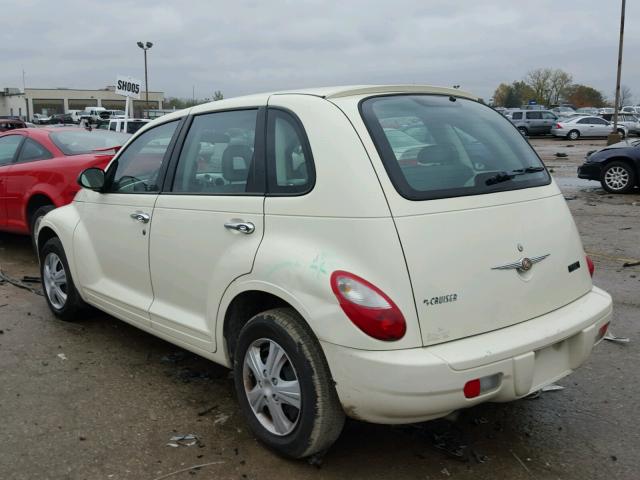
[73,120,182,328]
[0,135,24,229]
[148,108,265,351]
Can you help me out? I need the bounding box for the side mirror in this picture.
[78,167,105,191]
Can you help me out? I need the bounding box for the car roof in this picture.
[187,84,477,113]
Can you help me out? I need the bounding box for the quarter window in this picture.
[511,112,522,120]
[0,135,23,166]
[266,109,314,194]
[107,120,179,193]
[18,138,53,163]
[172,109,259,194]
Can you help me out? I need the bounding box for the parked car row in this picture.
[506,107,636,140]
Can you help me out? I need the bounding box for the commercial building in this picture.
[0,86,164,120]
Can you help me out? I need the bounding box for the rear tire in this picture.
[30,204,54,253]
[617,129,626,139]
[233,308,345,458]
[40,237,86,321]
[568,130,580,140]
[601,161,636,193]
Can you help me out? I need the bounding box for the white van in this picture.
[108,118,150,134]
[79,107,106,123]
[38,85,613,459]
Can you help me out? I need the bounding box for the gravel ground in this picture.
[0,136,638,480]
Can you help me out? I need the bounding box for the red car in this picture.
[0,127,130,242]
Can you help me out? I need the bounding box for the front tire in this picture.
[617,129,626,139]
[517,127,528,137]
[40,237,86,321]
[233,308,345,458]
[568,130,580,140]
[601,161,636,193]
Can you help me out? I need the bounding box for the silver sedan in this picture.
[551,115,628,140]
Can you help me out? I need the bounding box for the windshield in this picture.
[49,130,130,155]
[360,95,550,200]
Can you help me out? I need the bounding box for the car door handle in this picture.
[224,221,255,234]
[130,212,150,223]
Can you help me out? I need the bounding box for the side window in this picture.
[526,112,542,120]
[577,118,590,124]
[591,118,608,125]
[107,120,179,193]
[109,122,117,131]
[18,138,53,163]
[266,109,314,194]
[172,109,259,194]
[511,112,522,120]
[542,112,556,120]
[0,135,23,166]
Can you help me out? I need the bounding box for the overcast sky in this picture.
[1,1,637,103]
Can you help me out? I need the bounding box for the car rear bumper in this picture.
[322,286,612,424]
[578,162,601,180]
[550,128,566,137]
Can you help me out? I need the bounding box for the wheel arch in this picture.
[37,226,59,257]
[25,193,55,229]
[218,282,316,367]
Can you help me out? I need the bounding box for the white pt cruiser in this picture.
[38,85,613,458]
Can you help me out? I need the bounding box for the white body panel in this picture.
[38,85,613,426]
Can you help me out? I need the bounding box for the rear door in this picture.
[148,108,265,351]
[0,134,24,228]
[525,111,543,134]
[357,94,592,346]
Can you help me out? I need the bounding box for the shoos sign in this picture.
[115,75,142,100]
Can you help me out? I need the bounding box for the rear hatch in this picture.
[359,94,593,346]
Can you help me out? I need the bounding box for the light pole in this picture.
[609,0,625,145]
[137,41,153,106]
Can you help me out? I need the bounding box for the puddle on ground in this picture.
[553,176,599,190]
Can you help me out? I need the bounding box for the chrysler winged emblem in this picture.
[492,254,550,272]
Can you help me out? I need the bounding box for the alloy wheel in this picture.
[243,338,301,436]
[604,166,630,191]
[43,252,67,309]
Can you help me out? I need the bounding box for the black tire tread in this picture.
[235,307,345,458]
[40,237,86,321]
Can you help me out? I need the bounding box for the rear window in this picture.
[49,130,130,155]
[360,95,550,200]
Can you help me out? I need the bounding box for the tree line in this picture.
[164,90,224,109]
[492,68,632,108]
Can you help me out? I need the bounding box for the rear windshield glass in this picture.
[360,95,550,200]
[49,130,130,155]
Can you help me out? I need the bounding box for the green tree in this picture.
[213,90,224,101]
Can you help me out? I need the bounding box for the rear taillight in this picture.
[556,123,563,129]
[586,255,595,277]
[330,270,406,341]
